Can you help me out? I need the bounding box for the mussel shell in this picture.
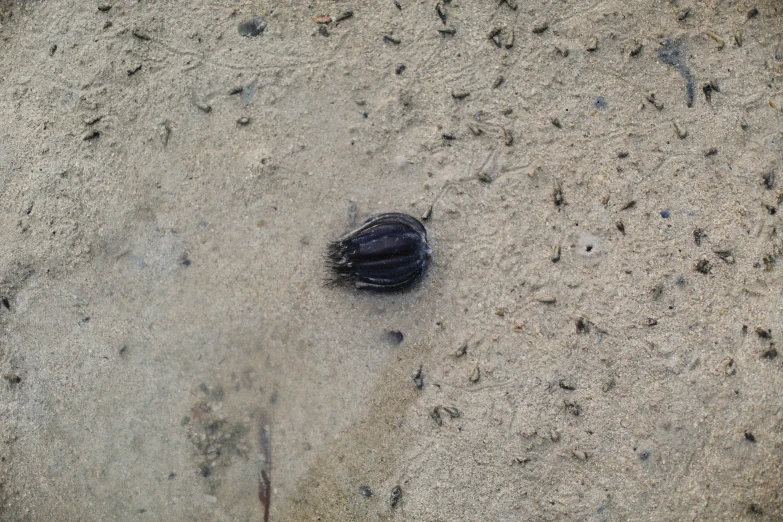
[327,212,431,292]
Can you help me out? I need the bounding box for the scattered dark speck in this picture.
[747,503,764,515]
[639,450,650,461]
[238,17,266,37]
[181,258,191,267]
[385,330,404,345]
[660,210,670,219]
[412,366,423,389]
[746,8,759,19]
[168,472,177,479]
[744,431,756,442]
[1,297,9,309]
[585,245,593,252]
[763,347,777,359]
[395,64,406,75]
[362,112,368,118]
[676,275,686,286]
[695,259,712,274]
[762,171,775,190]
[576,317,590,334]
[592,96,607,109]
[119,345,128,355]
[703,83,713,103]
[617,151,629,158]
[2,374,21,384]
[359,486,373,498]
[693,228,704,246]
[755,327,771,339]
[198,462,211,477]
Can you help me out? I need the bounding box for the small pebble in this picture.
[532,21,549,34]
[572,450,588,461]
[2,374,21,384]
[469,366,481,383]
[238,17,266,37]
[390,486,403,508]
[195,101,212,113]
[660,210,670,219]
[385,330,404,345]
[359,485,373,498]
[237,117,250,125]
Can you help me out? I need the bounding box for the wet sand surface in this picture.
[1,1,782,520]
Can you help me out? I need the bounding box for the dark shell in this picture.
[327,212,431,292]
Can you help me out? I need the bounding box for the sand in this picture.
[1,0,782,520]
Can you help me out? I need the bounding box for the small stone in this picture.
[469,366,480,383]
[572,449,588,461]
[97,4,112,11]
[132,29,151,41]
[390,486,403,508]
[586,38,598,51]
[2,374,21,384]
[532,22,549,34]
[195,101,212,113]
[535,293,556,304]
[238,17,266,37]
[385,330,404,345]
[695,259,712,274]
[503,128,514,146]
[359,485,373,498]
[237,117,250,125]
[477,171,492,183]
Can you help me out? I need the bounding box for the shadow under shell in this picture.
[326,213,431,292]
